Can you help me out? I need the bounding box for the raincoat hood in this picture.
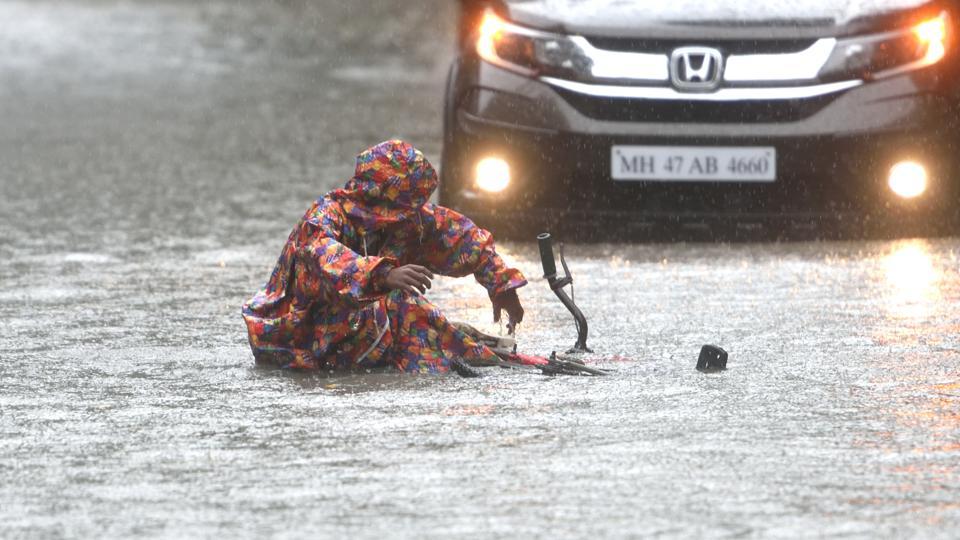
[331,140,439,232]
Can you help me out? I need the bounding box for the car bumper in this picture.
[444,59,960,237]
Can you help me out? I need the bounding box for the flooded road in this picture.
[2,1,960,538]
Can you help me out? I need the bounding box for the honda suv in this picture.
[440,0,960,237]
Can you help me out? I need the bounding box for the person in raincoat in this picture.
[241,139,527,376]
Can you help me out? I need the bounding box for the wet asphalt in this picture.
[2,1,960,538]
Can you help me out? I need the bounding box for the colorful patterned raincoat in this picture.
[241,140,527,373]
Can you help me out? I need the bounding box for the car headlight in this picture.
[821,11,950,80]
[476,9,592,79]
[913,12,948,65]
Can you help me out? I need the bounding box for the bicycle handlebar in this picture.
[536,231,590,352]
[537,232,558,279]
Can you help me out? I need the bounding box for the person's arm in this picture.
[296,205,397,307]
[418,204,527,297]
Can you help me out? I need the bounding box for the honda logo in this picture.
[670,47,724,91]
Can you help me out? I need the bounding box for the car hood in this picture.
[500,0,941,39]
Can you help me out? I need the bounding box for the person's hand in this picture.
[385,265,434,295]
[492,288,524,333]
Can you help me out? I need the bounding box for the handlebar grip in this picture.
[537,232,558,279]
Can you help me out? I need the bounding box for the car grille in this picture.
[554,88,836,123]
[584,37,820,55]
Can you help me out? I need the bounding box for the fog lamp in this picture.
[888,161,928,199]
[475,157,511,193]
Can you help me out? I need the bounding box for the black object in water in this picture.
[696,345,728,371]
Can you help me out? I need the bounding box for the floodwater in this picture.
[2,1,959,538]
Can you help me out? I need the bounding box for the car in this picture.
[440,0,960,238]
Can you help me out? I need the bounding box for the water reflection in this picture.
[858,242,960,525]
[881,240,941,320]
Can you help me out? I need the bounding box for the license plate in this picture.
[611,145,776,182]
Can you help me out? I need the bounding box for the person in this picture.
[241,139,527,376]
